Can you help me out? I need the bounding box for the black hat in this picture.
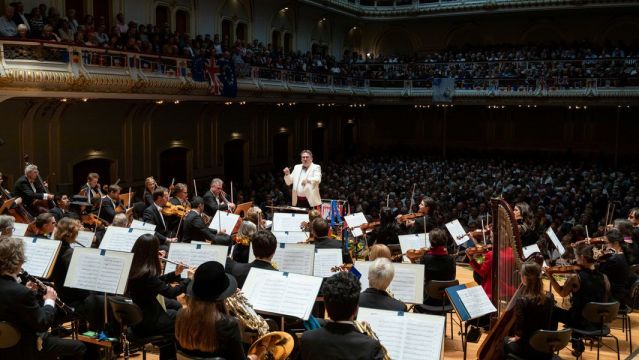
[187,261,237,302]
[70,195,92,207]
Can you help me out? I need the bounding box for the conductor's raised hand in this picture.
[283,167,290,176]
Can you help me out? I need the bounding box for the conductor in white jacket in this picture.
[283,150,322,208]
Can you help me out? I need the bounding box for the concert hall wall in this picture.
[0,99,636,193]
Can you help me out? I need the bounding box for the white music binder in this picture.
[19,237,61,278]
[99,226,153,252]
[354,261,424,304]
[272,212,309,232]
[163,242,228,278]
[64,247,134,295]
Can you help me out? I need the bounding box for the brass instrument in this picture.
[353,320,391,360]
[225,292,294,360]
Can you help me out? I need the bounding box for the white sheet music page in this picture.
[313,249,343,278]
[64,248,133,294]
[164,243,228,278]
[272,231,308,244]
[399,233,431,261]
[250,243,315,275]
[242,268,322,320]
[522,244,548,267]
[130,219,157,231]
[20,237,61,278]
[354,261,424,303]
[100,226,153,252]
[445,219,469,245]
[357,307,446,360]
[272,213,309,232]
[12,223,28,236]
[72,230,95,249]
[208,211,240,233]
[344,212,367,229]
[456,286,497,319]
[546,227,566,255]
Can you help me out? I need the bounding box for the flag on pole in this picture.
[205,57,223,95]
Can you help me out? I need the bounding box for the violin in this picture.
[360,221,380,231]
[570,237,607,248]
[396,211,425,222]
[81,213,108,229]
[466,244,493,257]
[162,203,188,217]
[544,264,583,275]
[232,234,250,246]
[331,263,353,272]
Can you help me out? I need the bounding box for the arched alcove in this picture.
[175,9,189,34]
[156,5,170,27]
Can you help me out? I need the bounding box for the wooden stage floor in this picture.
[127,265,639,360]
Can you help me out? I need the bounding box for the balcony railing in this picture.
[1,39,638,99]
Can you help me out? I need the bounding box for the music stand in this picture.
[234,201,253,218]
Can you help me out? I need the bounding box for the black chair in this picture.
[570,302,620,360]
[176,352,226,360]
[616,279,639,353]
[0,321,20,349]
[506,328,572,360]
[414,279,459,339]
[108,296,174,360]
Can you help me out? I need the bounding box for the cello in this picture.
[0,173,37,233]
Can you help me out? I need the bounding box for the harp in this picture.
[477,198,525,359]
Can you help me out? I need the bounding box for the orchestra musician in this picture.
[503,262,554,360]
[99,184,122,224]
[312,218,352,264]
[27,212,56,238]
[226,230,278,288]
[142,187,177,246]
[203,178,236,217]
[65,196,92,221]
[368,244,392,261]
[597,229,630,307]
[49,194,70,222]
[230,221,257,263]
[418,229,456,308]
[127,234,190,359]
[358,257,407,312]
[181,196,230,245]
[13,164,54,216]
[176,261,257,360]
[300,272,385,360]
[0,237,86,359]
[366,207,400,247]
[399,197,437,234]
[0,215,15,236]
[514,202,538,247]
[169,183,190,207]
[111,213,129,228]
[547,244,611,356]
[143,176,157,206]
[78,172,102,207]
[0,171,23,209]
[283,150,322,209]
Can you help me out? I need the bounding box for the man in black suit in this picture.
[359,257,406,312]
[12,164,53,216]
[312,218,352,264]
[78,173,102,210]
[226,230,277,288]
[202,178,235,218]
[181,196,230,245]
[142,187,176,245]
[99,185,122,224]
[300,272,385,360]
[0,237,86,359]
[49,194,70,222]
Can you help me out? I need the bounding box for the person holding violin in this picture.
[49,194,70,222]
[504,262,554,360]
[597,229,630,307]
[230,221,256,263]
[203,178,235,218]
[78,172,102,209]
[13,164,54,216]
[143,187,178,246]
[399,197,437,234]
[170,183,190,207]
[26,212,56,238]
[166,183,189,235]
[359,257,407,312]
[99,184,122,224]
[366,207,400,247]
[181,196,230,245]
[65,195,92,221]
[547,244,610,356]
[416,229,456,309]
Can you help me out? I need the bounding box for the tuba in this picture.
[225,292,294,360]
[353,321,391,360]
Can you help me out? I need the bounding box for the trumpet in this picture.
[19,270,75,314]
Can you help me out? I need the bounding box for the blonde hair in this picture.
[54,218,81,244]
[369,244,391,261]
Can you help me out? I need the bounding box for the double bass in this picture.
[23,155,56,211]
[0,174,37,232]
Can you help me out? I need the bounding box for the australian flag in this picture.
[217,57,237,98]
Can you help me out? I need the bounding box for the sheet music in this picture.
[130,219,157,231]
[249,243,315,275]
[357,307,445,360]
[272,231,308,244]
[12,223,28,236]
[399,233,431,262]
[99,226,153,252]
[64,248,133,294]
[20,237,61,278]
[445,219,469,245]
[72,230,95,249]
[351,227,364,237]
[546,227,566,255]
[344,212,367,228]
[242,268,322,320]
[163,243,227,278]
[523,243,548,267]
[272,213,309,232]
[456,286,497,319]
[208,211,240,233]
[313,249,343,278]
[354,261,424,303]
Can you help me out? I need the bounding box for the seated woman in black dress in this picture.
[230,220,257,263]
[367,207,400,247]
[598,229,630,307]
[504,262,554,360]
[359,257,406,311]
[420,228,456,307]
[175,261,257,360]
[127,234,190,337]
[514,202,538,247]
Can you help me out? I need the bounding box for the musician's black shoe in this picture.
[466,326,482,343]
[571,338,585,357]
